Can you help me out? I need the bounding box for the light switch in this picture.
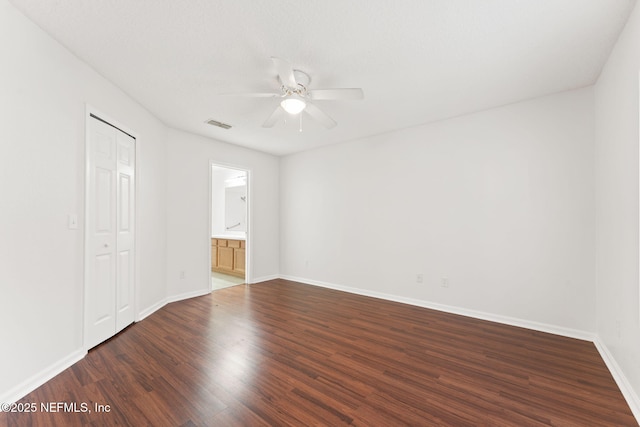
[68,214,78,229]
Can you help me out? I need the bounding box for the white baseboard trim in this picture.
[137,298,168,322]
[0,348,86,405]
[166,288,211,304]
[279,275,595,342]
[250,274,279,284]
[593,338,640,423]
[138,288,214,321]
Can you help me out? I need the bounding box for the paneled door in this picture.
[85,115,135,350]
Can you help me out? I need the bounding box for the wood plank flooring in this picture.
[2,279,637,426]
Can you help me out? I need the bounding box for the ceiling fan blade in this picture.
[262,105,284,128]
[220,92,280,98]
[309,88,364,101]
[271,57,297,88]
[304,102,337,129]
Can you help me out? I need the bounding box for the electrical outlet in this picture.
[416,274,424,283]
[441,277,449,288]
[180,270,186,279]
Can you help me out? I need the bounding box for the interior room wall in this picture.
[166,129,279,298]
[594,0,640,411]
[280,87,595,335]
[0,0,168,402]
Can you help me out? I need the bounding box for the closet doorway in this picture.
[84,112,137,350]
[210,163,249,290]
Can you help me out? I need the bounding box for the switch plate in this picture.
[416,274,423,283]
[68,214,78,229]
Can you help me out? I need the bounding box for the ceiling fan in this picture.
[226,57,364,129]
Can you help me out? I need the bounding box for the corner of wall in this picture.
[593,337,640,422]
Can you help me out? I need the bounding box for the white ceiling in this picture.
[9,0,636,156]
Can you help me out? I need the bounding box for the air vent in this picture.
[205,119,232,130]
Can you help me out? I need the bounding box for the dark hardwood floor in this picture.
[2,279,637,426]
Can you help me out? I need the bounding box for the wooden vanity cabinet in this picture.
[211,238,245,278]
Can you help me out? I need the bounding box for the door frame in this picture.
[209,161,251,287]
[83,105,140,351]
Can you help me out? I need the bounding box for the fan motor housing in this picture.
[278,69,311,89]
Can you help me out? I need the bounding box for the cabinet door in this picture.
[218,246,234,271]
[211,245,218,269]
[234,248,245,275]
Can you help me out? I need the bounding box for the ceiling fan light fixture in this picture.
[281,96,306,115]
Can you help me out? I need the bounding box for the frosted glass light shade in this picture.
[281,97,306,115]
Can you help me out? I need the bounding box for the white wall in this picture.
[166,129,279,298]
[281,87,595,334]
[0,1,167,400]
[594,0,640,410]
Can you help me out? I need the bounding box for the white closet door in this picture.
[115,130,135,332]
[86,116,135,349]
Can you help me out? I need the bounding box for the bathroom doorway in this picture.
[210,163,249,290]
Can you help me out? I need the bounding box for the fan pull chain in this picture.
[299,113,303,132]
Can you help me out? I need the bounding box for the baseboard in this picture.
[250,274,279,284]
[166,288,211,304]
[138,288,218,322]
[279,275,595,342]
[593,338,640,423]
[137,298,168,322]
[0,348,86,405]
